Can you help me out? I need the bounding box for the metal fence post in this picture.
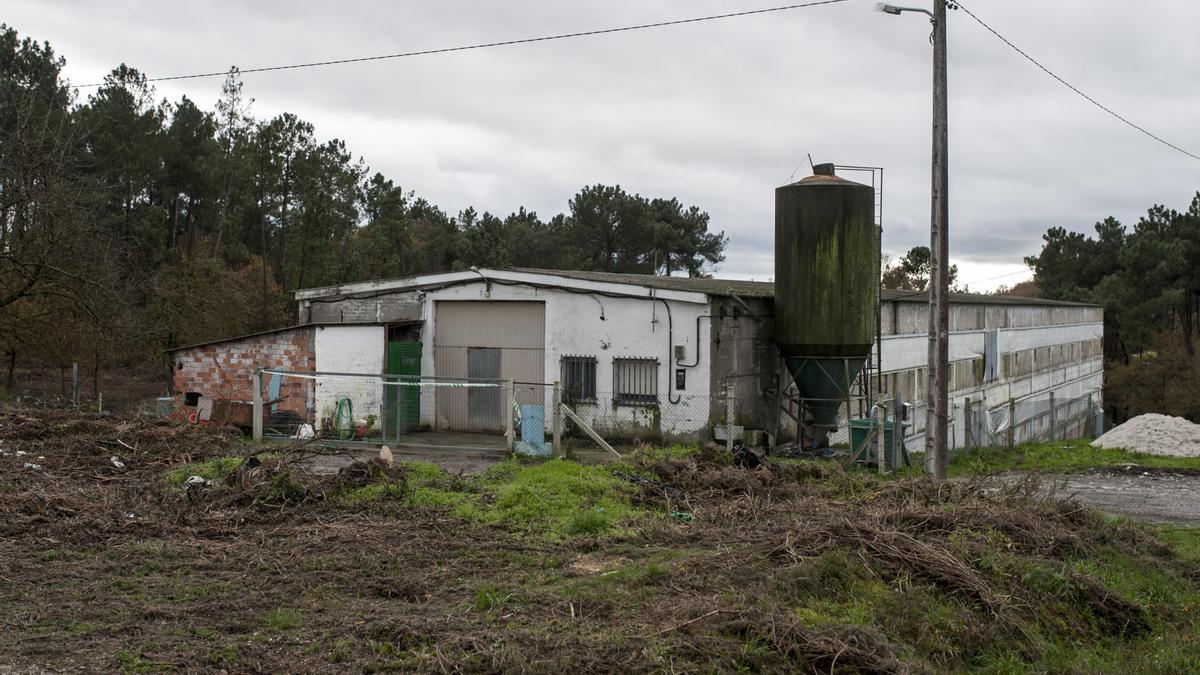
[552,380,563,457]
[1087,393,1095,438]
[725,382,736,453]
[252,369,263,442]
[1048,391,1056,441]
[505,379,515,453]
[1007,397,1015,450]
[876,402,886,475]
[71,362,79,408]
[964,396,973,450]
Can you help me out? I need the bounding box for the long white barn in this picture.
[170,267,1103,450]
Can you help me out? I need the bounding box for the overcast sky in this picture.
[7,0,1198,290]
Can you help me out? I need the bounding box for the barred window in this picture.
[561,355,596,403]
[613,357,659,406]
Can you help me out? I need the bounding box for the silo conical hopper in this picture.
[775,165,876,435]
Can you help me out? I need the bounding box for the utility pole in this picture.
[875,1,951,480]
[930,0,950,480]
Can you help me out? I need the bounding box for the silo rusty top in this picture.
[796,173,855,186]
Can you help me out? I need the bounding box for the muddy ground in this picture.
[2,408,1198,672]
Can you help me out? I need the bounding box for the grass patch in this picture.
[338,458,636,536]
[115,649,161,673]
[260,607,304,632]
[165,455,251,485]
[471,583,512,613]
[564,507,612,535]
[338,481,406,506]
[478,458,637,536]
[337,460,481,519]
[904,439,1200,477]
[1158,525,1200,562]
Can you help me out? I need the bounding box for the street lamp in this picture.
[873,3,931,18]
[876,1,950,481]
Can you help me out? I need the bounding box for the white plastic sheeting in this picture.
[878,331,986,372]
[877,322,1103,373]
[997,322,1104,354]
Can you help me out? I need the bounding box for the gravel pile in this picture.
[1092,413,1200,457]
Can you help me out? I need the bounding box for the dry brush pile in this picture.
[1,409,1197,673]
[618,444,1195,672]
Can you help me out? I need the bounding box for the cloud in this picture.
[8,0,1198,291]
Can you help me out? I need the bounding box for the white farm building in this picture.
[169,267,1104,453]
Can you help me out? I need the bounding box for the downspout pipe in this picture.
[655,298,682,404]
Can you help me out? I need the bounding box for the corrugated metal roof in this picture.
[505,268,777,297]
[504,268,1099,307]
[165,325,311,354]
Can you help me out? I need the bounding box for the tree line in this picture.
[0,25,727,388]
[1025,195,1200,422]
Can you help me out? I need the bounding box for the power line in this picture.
[959,266,1031,288]
[71,0,851,89]
[883,265,1030,300]
[956,1,1200,163]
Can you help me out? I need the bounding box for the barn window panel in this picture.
[613,357,659,406]
[560,355,596,403]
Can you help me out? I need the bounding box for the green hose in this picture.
[334,396,354,441]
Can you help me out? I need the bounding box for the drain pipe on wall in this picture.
[653,298,682,404]
[675,313,711,368]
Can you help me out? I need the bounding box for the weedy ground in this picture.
[2,409,1198,673]
[937,438,1200,477]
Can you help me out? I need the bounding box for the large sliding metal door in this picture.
[433,301,546,432]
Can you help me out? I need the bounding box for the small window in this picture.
[614,357,659,406]
[561,355,596,403]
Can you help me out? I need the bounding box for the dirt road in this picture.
[1052,466,1200,525]
[995,466,1200,526]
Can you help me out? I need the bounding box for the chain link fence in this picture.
[251,370,726,456]
[968,390,1104,449]
[248,369,1105,467]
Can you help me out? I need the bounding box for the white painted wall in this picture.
[313,325,386,427]
[420,280,713,436]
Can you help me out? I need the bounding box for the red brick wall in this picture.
[170,328,315,419]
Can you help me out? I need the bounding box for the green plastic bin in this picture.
[849,418,907,465]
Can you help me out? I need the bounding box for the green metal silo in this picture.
[775,164,876,434]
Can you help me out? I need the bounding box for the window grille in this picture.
[560,355,596,403]
[613,357,659,406]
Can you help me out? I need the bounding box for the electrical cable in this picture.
[70,0,851,89]
[957,266,1033,288]
[956,1,1200,163]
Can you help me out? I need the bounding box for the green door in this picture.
[386,341,422,438]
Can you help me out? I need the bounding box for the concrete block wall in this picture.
[882,301,1103,336]
[302,293,422,324]
[169,327,315,418]
[708,296,778,431]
